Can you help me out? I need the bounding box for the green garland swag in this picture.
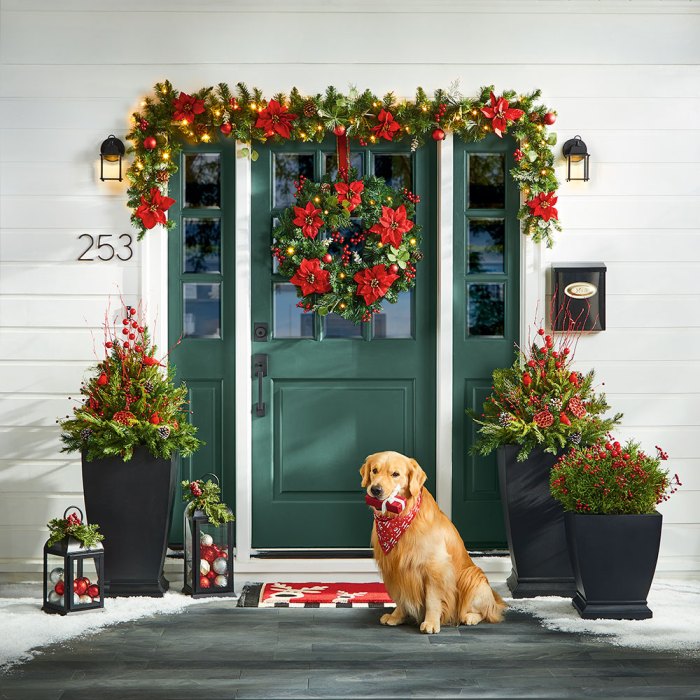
[126,82,561,246]
[274,172,422,323]
[182,479,235,528]
[47,513,104,549]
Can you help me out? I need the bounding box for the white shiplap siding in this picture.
[1,0,698,574]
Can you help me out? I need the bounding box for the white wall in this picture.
[1,0,698,574]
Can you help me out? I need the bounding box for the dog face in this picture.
[359,451,426,502]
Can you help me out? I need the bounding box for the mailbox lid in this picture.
[551,262,607,273]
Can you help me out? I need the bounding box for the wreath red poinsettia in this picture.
[273,174,423,324]
[135,187,176,229]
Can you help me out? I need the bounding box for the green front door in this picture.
[251,140,437,549]
[452,135,520,548]
[168,141,237,543]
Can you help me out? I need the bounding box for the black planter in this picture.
[82,448,178,597]
[565,512,662,620]
[497,445,576,598]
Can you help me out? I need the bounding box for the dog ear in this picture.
[407,458,427,497]
[359,460,371,488]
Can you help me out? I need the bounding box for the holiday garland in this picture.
[126,82,561,246]
[182,479,235,527]
[47,510,104,549]
[273,172,422,323]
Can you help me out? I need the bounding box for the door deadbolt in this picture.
[253,322,269,341]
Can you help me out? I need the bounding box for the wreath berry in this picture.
[273,172,423,324]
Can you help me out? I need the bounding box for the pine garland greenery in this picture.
[182,479,234,528]
[127,81,560,245]
[47,512,104,549]
[470,325,623,462]
[59,304,203,462]
[550,438,681,515]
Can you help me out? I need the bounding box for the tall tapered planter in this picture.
[566,512,662,620]
[81,448,178,597]
[497,445,576,598]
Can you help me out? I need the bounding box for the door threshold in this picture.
[253,550,374,559]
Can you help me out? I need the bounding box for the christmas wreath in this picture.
[273,171,422,324]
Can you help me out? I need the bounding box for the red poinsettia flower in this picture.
[480,92,525,138]
[368,205,415,247]
[135,187,176,229]
[290,258,332,296]
[255,99,298,139]
[354,265,400,306]
[172,92,206,125]
[292,201,324,239]
[371,109,401,141]
[526,191,559,222]
[335,181,364,212]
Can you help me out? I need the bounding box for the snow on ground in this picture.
[507,580,700,656]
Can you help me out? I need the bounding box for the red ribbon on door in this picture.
[336,133,350,183]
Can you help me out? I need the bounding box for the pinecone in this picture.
[549,397,562,410]
[158,426,171,439]
[302,100,317,117]
[80,428,92,441]
[569,432,582,445]
[498,412,512,427]
[156,170,170,183]
[320,183,331,193]
[143,380,154,394]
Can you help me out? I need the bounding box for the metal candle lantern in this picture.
[42,507,104,615]
[183,476,235,598]
[99,134,125,182]
[562,135,590,182]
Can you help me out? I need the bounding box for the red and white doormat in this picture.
[237,582,394,608]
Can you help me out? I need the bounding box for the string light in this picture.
[286,246,295,255]
[201,133,211,142]
[313,196,321,203]
[136,161,144,171]
[181,119,188,126]
[339,272,346,279]
[409,237,417,246]
[250,103,257,111]
[339,302,347,310]
[162,151,170,161]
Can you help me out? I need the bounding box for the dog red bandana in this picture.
[373,490,422,554]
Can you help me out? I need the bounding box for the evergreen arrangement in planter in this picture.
[59,304,203,596]
[551,437,681,619]
[469,324,622,597]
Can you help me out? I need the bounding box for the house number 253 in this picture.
[77,233,134,261]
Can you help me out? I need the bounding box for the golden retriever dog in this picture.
[360,451,506,634]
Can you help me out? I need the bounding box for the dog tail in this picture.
[457,566,507,624]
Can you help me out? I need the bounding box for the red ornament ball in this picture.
[333,124,346,137]
[389,264,399,274]
[544,112,556,125]
[143,136,157,151]
[207,570,216,580]
[322,253,333,264]
[199,576,211,589]
[129,308,137,316]
[220,122,232,135]
[54,581,65,596]
[135,345,143,353]
[432,128,446,141]
[138,326,144,333]
[105,341,113,349]
[131,321,138,329]
[87,584,99,599]
[122,328,129,335]
[73,578,88,596]
[201,546,217,563]
[128,333,136,340]
[122,319,129,325]
[123,342,130,349]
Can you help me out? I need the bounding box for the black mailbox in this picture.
[552,262,606,332]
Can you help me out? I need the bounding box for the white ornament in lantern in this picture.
[212,557,228,575]
[79,595,92,604]
[214,575,228,587]
[48,590,62,604]
[199,559,211,576]
[200,533,214,547]
[49,567,64,584]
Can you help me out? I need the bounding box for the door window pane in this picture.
[184,283,221,338]
[468,154,505,209]
[373,291,413,339]
[273,283,314,338]
[271,217,280,273]
[467,219,505,274]
[328,218,364,259]
[274,154,314,208]
[184,218,221,273]
[374,154,412,190]
[324,314,363,339]
[324,152,364,179]
[184,154,221,208]
[467,283,505,336]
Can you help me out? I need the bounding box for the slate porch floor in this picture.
[2,598,699,700]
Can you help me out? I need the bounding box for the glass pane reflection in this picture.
[324,152,364,179]
[373,291,412,338]
[468,154,505,209]
[184,218,221,273]
[467,219,505,273]
[274,154,314,208]
[374,154,412,190]
[324,314,363,339]
[273,283,314,338]
[467,283,505,337]
[183,283,221,338]
[184,154,221,208]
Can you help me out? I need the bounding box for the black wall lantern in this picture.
[562,135,590,182]
[552,262,606,332]
[100,134,125,182]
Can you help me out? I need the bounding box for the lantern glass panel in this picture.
[71,556,101,606]
[197,521,231,593]
[46,553,66,608]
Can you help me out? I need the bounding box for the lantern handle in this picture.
[201,473,220,487]
[63,505,84,522]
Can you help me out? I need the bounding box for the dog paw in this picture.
[380,612,404,626]
[420,620,440,634]
[462,612,483,626]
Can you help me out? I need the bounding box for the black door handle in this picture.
[253,354,268,417]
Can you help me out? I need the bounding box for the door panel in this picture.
[452,135,520,548]
[251,139,436,549]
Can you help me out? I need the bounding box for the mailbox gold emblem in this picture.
[564,281,597,299]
